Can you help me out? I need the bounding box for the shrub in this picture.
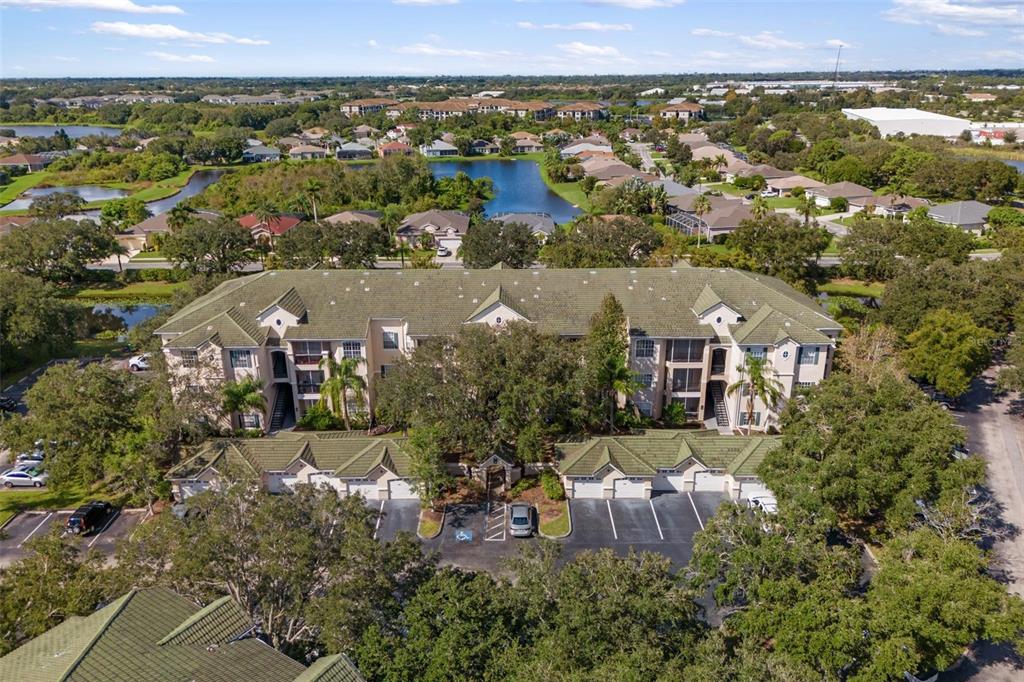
[540,469,565,501]
[830,196,849,212]
[508,476,538,498]
[296,404,340,430]
[661,402,687,427]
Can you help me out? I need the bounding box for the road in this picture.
[940,368,1024,681]
[628,142,659,174]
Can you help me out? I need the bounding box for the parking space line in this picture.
[18,512,52,547]
[606,500,617,540]
[649,500,664,540]
[687,492,705,531]
[485,502,506,541]
[87,511,119,548]
[373,500,385,540]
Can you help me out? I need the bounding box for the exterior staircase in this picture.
[269,386,293,432]
[709,382,730,428]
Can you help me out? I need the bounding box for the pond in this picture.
[145,169,226,215]
[430,160,580,224]
[4,124,121,138]
[1,184,128,211]
[90,303,169,330]
[1002,159,1024,174]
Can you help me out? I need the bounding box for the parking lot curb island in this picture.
[417,505,446,540]
[0,511,19,532]
[539,500,573,539]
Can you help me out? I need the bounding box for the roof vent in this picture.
[532,271,539,276]
[206,325,213,330]
[589,270,597,275]
[269,272,277,276]
[458,294,464,299]
[534,294,539,299]
[359,279,365,284]
[238,302,245,307]
[582,280,588,285]
[364,287,370,292]
[627,286,634,290]
[472,298,478,304]
[785,321,791,327]
[330,300,336,305]
[660,297,667,301]
[670,269,677,274]
[345,287,351,292]
[363,271,369,276]
[630,269,637,274]
[513,280,518,285]
[322,272,329,277]
[414,281,420,286]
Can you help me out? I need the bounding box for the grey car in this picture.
[508,503,536,538]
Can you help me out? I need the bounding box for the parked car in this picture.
[436,246,452,258]
[0,396,17,412]
[747,494,778,514]
[1,466,49,488]
[66,501,115,535]
[15,449,44,464]
[128,353,151,372]
[508,503,536,538]
[951,444,970,461]
[759,189,777,198]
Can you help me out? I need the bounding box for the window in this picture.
[180,350,198,369]
[240,413,261,429]
[739,411,762,427]
[636,401,653,416]
[342,341,362,359]
[782,350,790,359]
[296,370,324,394]
[634,338,655,358]
[380,364,393,378]
[798,347,819,365]
[635,373,654,389]
[229,350,252,369]
[669,339,705,363]
[672,367,702,393]
[670,396,701,420]
[746,347,766,360]
[292,341,329,365]
[382,331,400,350]
[796,381,815,389]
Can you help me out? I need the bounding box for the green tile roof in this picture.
[168,433,414,481]
[155,268,839,345]
[293,654,366,682]
[0,588,308,682]
[691,283,725,315]
[556,431,780,477]
[730,304,832,345]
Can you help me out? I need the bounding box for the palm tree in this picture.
[713,153,728,175]
[726,355,784,436]
[167,205,195,231]
[304,178,323,223]
[692,193,712,247]
[221,377,267,430]
[604,356,640,432]
[796,193,817,227]
[751,195,771,220]
[253,201,278,251]
[318,356,367,430]
[648,183,669,216]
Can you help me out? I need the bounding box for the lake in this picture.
[1,184,128,211]
[1002,159,1024,173]
[4,124,121,139]
[145,169,227,215]
[90,303,168,330]
[430,160,581,224]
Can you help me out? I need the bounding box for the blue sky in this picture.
[1,0,1021,78]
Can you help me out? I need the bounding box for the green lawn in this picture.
[72,280,184,300]
[0,171,53,206]
[418,509,443,538]
[0,484,96,527]
[537,160,591,212]
[823,236,841,256]
[540,501,571,537]
[820,279,885,298]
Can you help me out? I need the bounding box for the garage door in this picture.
[571,478,603,498]
[438,237,461,252]
[387,479,417,500]
[347,479,379,499]
[693,471,727,492]
[652,473,686,493]
[613,478,646,499]
[738,480,770,500]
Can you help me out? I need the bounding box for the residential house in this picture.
[154,268,840,432]
[340,97,398,117]
[736,164,793,182]
[0,215,35,237]
[588,163,644,182]
[766,174,824,195]
[557,431,777,500]
[678,132,710,145]
[239,213,302,243]
[928,200,993,234]
[419,139,459,157]
[377,141,414,158]
[335,141,373,160]
[0,586,365,682]
[352,124,379,138]
[849,194,930,217]
[0,153,50,172]
[556,102,608,121]
[510,131,541,142]
[493,212,557,241]
[620,128,643,141]
[806,181,875,208]
[667,194,754,240]
[275,136,305,149]
[288,145,328,160]
[242,145,282,163]
[512,138,544,154]
[560,140,614,159]
[397,209,470,251]
[119,210,220,252]
[470,138,500,155]
[323,210,381,228]
[658,101,705,121]
[650,178,699,199]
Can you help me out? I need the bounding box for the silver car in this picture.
[508,503,535,538]
[1,466,49,488]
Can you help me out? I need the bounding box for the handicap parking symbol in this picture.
[455,529,473,542]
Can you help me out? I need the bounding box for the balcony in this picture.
[296,383,322,395]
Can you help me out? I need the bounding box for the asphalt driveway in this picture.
[373,499,420,541]
[0,507,146,567]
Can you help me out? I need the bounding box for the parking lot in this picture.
[383,492,727,573]
[0,507,147,566]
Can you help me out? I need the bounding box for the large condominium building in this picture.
[339,97,400,117]
[154,268,840,433]
[383,98,555,121]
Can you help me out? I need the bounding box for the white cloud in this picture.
[392,0,458,4]
[52,55,79,61]
[146,50,215,62]
[367,39,379,48]
[556,41,622,57]
[586,0,684,8]
[738,31,805,50]
[884,0,1021,27]
[517,21,633,31]
[0,0,182,13]
[986,48,1023,61]
[691,28,733,37]
[91,21,269,45]
[934,23,986,36]
[825,39,851,48]
[394,43,514,58]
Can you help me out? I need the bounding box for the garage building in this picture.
[556,430,779,500]
[167,431,416,502]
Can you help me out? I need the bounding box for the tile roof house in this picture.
[377,141,414,158]
[323,210,381,227]
[513,138,544,154]
[766,174,824,194]
[493,212,557,240]
[806,181,875,208]
[849,194,930,217]
[0,153,50,172]
[0,587,365,682]
[927,200,993,234]
[561,141,614,159]
[658,101,704,121]
[397,210,470,249]
[288,145,328,160]
[118,209,220,251]
[419,139,459,157]
[339,98,399,117]
[242,145,282,163]
[667,196,754,240]
[0,214,36,237]
[335,141,373,160]
[238,214,303,240]
[556,102,608,121]
[154,267,840,432]
[470,138,500,155]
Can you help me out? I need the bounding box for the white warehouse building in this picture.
[842,107,971,139]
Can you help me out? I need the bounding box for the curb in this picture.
[0,512,18,532]
[417,505,446,540]
[539,499,572,539]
